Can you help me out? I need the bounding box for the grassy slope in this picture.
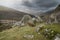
[0,23,60,40]
[45,23,60,33]
[0,25,47,40]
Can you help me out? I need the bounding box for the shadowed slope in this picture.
[0,6,28,21]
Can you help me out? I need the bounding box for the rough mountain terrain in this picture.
[0,5,60,40]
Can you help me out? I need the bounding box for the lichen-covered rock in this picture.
[27,20,35,27]
[36,27,41,32]
[43,28,57,39]
[55,36,60,40]
[35,25,44,33]
[23,34,34,39]
[12,21,25,27]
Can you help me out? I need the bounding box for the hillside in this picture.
[39,5,60,23]
[0,6,30,32]
[0,5,60,40]
[0,23,60,40]
[0,6,28,21]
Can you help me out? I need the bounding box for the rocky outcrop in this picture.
[40,5,60,24]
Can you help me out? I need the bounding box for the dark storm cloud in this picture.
[21,0,59,12]
[0,0,60,15]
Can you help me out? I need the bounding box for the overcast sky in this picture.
[0,0,60,15]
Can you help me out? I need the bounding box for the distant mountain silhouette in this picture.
[0,6,29,21]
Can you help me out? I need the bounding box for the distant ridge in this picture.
[0,6,29,21]
[38,5,60,16]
